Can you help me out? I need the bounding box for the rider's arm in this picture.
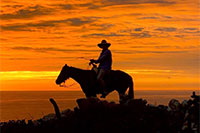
[95,50,110,63]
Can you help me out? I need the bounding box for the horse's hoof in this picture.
[100,95,106,98]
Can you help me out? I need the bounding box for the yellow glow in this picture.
[0,71,59,80]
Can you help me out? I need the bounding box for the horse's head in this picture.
[56,64,70,85]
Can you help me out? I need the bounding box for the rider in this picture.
[90,40,112,98]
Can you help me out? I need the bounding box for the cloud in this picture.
[184,28,198,31]
[113,50,188,54]
[83,32,126,37]
[11,46,188,55]
[0,5,52,20]
[55,3,102,10]
[131,32,152,38]
[134,28,144,31]
[119,28,144,33]
[138,17,160,19]
[12,46,33,50]
[1,4,24,8]
[67,18,98,26]
[11,46,99,53]
[174,35,185,38]
[137,14,173,20]
[1,17,99,31]
[56,4,75,10]
[130,45,172,49]
[83,31,152,38]
[0,25,34,31]
[55,0,175,11]
[101,0,175,6]
[6,58,30,60]
[78,3,102,9]
[155,27,177,32]
[182,27,200,33]
[90,23,115,30]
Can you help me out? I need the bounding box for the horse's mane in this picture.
[68,66,91,72]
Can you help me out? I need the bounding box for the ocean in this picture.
[0,90,198,122]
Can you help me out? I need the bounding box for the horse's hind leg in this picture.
[118,92,125,103]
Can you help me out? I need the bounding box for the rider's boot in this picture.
[98,79,108,98]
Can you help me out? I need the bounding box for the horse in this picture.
[55,64,134,101]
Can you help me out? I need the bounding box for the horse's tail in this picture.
[128,77,134,99]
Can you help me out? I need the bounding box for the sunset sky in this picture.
[0,0,199,91]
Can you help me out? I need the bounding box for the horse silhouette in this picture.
[56,64,134,101]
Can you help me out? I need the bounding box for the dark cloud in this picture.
[90,23,114,30]
[130,45,172,49]
[11,46,188,55]
[39,36,65,39]
[54,3,103,11]
[119,29,134,33]
[51,56,90,60]
[113,50,187,54]
[83,31,152,38]
[183,28,200,34]
[129,45,196,49]
[0,24,34,31]
[1,22,54,31]
[67,18,97,26]
[83,33,126,37]
[57,4,75,10]
[0,5,52,20]
[7,57,30,60]
[174,35,185,38]
[138,17,160,19]
[131,32,152,38]
[137,14,173,20]
[119,28,145,33]
[1,17,99,31]
[163,16,172,19]
[134,28,144,31]
[12,46,33,50]
[56,0,175,11]
[101,0,175,6]
[155,27,177,32]
[2,56,91,61]
[184,28,198,31]
[11,46,99,53]
[1,4,24,8]
[78,3,102,9]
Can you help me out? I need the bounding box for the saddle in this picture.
[91,63,111,79]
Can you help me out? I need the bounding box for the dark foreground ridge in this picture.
[0,92,199,133]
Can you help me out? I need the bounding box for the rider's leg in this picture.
[97,69,108,98]
[97,69,106,89]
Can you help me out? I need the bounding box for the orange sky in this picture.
[0,0,199,91]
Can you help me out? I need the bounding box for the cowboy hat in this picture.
[97,40,111,48]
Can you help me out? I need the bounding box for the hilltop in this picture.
[0,92,199,133]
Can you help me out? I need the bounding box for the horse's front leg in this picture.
[118,92,129,104]
[119,93,124,103]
